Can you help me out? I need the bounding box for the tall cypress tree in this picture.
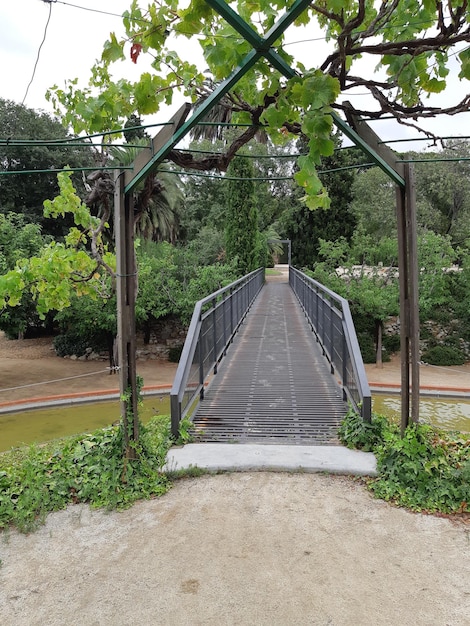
[225,156,260,275]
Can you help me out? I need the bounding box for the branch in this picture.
[322,30,470,72]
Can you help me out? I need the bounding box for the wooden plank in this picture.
[342,101,405,180]
[124,103,191,190]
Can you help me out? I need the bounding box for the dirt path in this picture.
[1,472,469,626]
[365,354,470,392]
[0,333,177,405]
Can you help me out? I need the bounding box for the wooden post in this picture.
[112,106,192,455]
[396,163,420,434]
[396,183,411,433]
[114,170,139,458]
[405,163,420,426]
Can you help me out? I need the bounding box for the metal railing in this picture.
[170,268,265,436]
[289,267,371,421]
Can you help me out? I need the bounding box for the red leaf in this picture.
[130,43,142,64]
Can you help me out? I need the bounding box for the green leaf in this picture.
[101,33,125,63]
[458,48,470,80]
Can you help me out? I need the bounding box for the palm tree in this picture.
[109,139,185,243]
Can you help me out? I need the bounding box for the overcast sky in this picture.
[1,0,469,151]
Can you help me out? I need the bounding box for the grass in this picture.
[265,268,283,276]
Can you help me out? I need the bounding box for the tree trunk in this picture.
[375,320,383,368]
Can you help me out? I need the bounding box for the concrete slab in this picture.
[165,443,377,476]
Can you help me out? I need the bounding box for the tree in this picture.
[0,213,52,338]
[350,168,397,240]
[47,1,470,210]
[312,236,400,366]
[0,98,94,238]
[225,157,261,275]
[278,136,358,268]
[414,141,470,247]
[108,140,185,243]
[0,171,114,318]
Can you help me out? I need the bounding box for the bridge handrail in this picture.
[170,268,265,436]
[289,267,371,421]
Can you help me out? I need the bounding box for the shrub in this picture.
[357,332,376,363]
[338,408,392,452]
[339,409,470,514]
[372,424,470,513]
[168,344,184,363]
[383,333,400,354]
[421,345,466,366]
[53,333,90,357]
[0,415,176,533]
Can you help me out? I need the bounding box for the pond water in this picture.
[0,395,171,453]
[1,393,469,453]
[372,394,470,433]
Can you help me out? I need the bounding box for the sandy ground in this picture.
[1,332,470,624]
[1,333,470,407]
[0,333,177,405]
[364,356,470,392]
[0,473,469,626]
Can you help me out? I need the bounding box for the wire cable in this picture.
[55,0,126,20]
[0,369,110,394]
[22,1,53,105]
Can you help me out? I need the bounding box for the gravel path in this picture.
[1,473,469,626]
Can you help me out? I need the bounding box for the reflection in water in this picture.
[0,396,171,452]
[372,395,470,433]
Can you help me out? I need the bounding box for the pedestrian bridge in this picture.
[170,266,371,445]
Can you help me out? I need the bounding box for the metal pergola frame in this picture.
[115,0,419,452]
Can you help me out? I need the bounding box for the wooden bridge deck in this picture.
[191,273,347,445]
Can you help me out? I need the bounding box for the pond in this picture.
[0,395,171,453]
[1,393,469,453]
[372,394,470,433]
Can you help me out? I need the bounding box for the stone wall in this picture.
[64,316,187,362]
[384,316,470,359]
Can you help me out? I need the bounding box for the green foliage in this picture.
[417,231,457,319]
[168,344,184,362]
[339,410,470,514]
[382,333,401,355]
[0,414,183,533]
[421,345,466,367]
[225,157,261,275]
[278,136,357,269]
[0,213,54,337]
[135,241,237,329]
[44,2,470,213]
[414,142,470,246]
[54,291,116,355]
[357,332,376,364]
[0,98,95,238]
[53,333,90,358]
[373,424,470,513]
[0,171,115,318]
[338,408,390,452]
[350,168,397,240]
[0,213,49,274]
